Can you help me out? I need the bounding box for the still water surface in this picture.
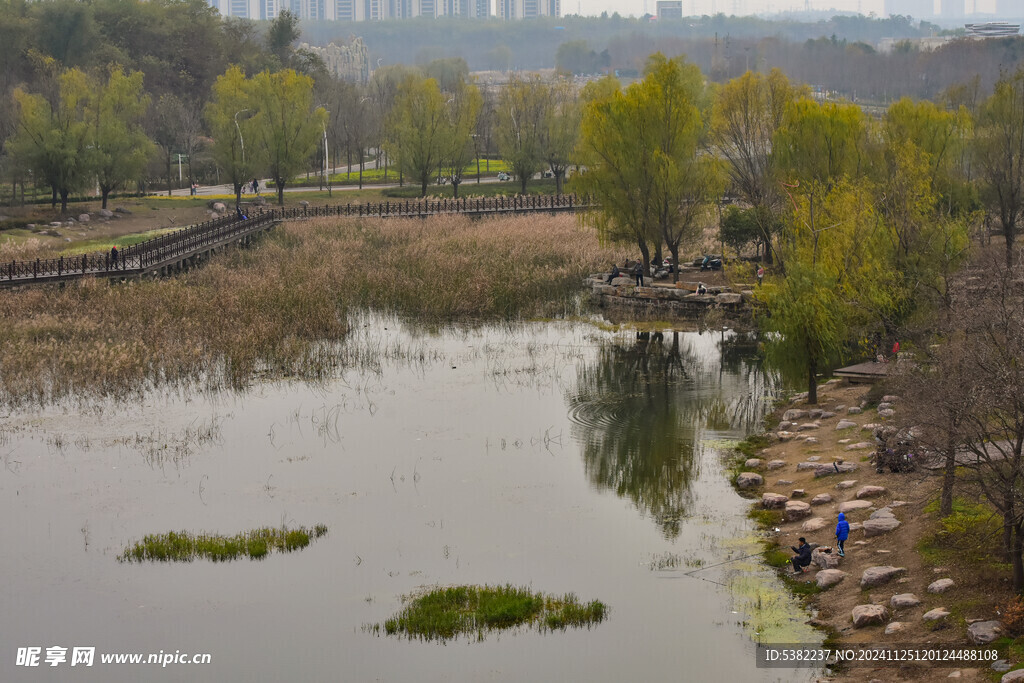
[0,320,818,682]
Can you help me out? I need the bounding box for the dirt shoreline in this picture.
[736,380,1019,682]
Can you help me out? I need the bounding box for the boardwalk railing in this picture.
[2,193,589,286]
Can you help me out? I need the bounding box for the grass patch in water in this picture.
[119,524,328,563]
[379,585,606,641]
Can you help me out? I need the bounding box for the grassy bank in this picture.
[120,525,328,562]
[376,584,607,641]
[0,214,618,407]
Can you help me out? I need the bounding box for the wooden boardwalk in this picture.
[0,194,588,288]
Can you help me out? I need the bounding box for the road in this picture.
[168,158,516,198]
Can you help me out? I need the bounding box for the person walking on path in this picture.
[252,178,260,196]
[633,260,644,287]
[756,265,764,286]
[835,513,849,557]
[110,246,118,269]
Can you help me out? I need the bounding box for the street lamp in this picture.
[234,109,250,164]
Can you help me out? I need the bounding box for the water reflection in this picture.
[567,330,777,538]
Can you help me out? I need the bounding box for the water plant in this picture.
[119,525,328,563]
[0,214,618,408]
[378,584,607,641]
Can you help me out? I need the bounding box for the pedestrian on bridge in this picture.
[110,246,118,268]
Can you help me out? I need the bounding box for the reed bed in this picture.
[119,524,328,563]
[378,584,607,641]
[0,214,618,407]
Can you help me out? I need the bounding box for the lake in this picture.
[0,318,818,681]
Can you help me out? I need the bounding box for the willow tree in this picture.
[205,67,259,207]
[250,68,325,206]
[7,67,93,213]
[496,73,547,195]
[974,68,1024,267]
[762,99,875,404]
[441,79,482,199]
[90,66,154,209]
[539,79,580,195]
[576,53,713,276]
[711,69,803,265]
[385,75,446,198]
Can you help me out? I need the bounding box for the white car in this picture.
[497,172,511,181]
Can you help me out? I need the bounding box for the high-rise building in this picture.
[473,0,490,17]
[883,0,933,18]
[656,0,683,19]
[940,0,965,18]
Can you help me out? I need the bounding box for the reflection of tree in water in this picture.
[566,330,776,539]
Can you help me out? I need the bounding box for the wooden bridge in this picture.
[0,194,588,288]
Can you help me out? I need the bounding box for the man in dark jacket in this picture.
[791,537,812,574]
[632,260,644,287]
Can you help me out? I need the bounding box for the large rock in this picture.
[736,472,764,488]
[791,489,807,498]
[852,604,888,628]
[761,493,788,509]
[812,547,840,569]
[1002,671,1024,682]
[968,620,1003,645]
[816,569,847,588]
[796,423,820,431]
[879,408,896,418]
[716,292,743,305]
[890,593,921,609]
[836,480,858,489]
[863,518,901,537]
[928,578,955,594]
[77,213,90,223]
[878,402,893,411]
[210,201,227,213]
[885,621,906,635]
[836,420,858,430]
[848,406,863,414]
[802,517,828,532]
[610,276,633,287]
[811,493,833,505]
[766,459,786,470]
[815,463,858,478]
[785,500,812,520]
[857,485,888,499]
[744,458,764,469]
[845,441,874,451]
[860,566,907,588]
[252,195,267,206]
[796,461,820,471]
[783,409,807,422]
[882,395,899,403]
[113,206,131,214]
[839,500,873,513]
[923,607,950,622]
[98,208,114,218]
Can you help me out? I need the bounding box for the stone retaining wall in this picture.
[584,275,754,321]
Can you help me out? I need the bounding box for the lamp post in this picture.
[234,109,250,164]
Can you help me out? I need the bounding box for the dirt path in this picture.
[745,381,1014,682]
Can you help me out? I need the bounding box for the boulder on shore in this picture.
[928,578,955,593]
[860,566,907,588]
[838,500,873,513]
[761,493,788,509]
[736,472,764,488]
[890,593,921,609]
[811,493,833,505]
[816,569,847,588]
[923,608,950,622]
[968,621,1004,645]
[852,604,888,628]
[856,485,887,499]
[785,500,812,520]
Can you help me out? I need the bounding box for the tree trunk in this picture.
[1004,508,1015,563]
[637,238,649,278]
[669,243,679,283]
[276,178,285,206]
[807,356,818,405]
[1006,222,1016,268]
[166,151,172,197]
[420,176,428,198]
[101,186,111,210]
[1014,521,1024,593]
[555,170,563,195]
[520,174,528,195]
[939,432,957,517]
[235,182,242,208]
[59,188,69,214]
[359,155,364,190]
[453,180,460,199]
[51,185,57,209]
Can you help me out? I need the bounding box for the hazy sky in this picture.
[573,0,999,18]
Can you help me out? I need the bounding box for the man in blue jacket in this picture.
[835,513,850,557]
[790,537,812,574]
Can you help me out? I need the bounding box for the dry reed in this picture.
[0,214,618,406]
